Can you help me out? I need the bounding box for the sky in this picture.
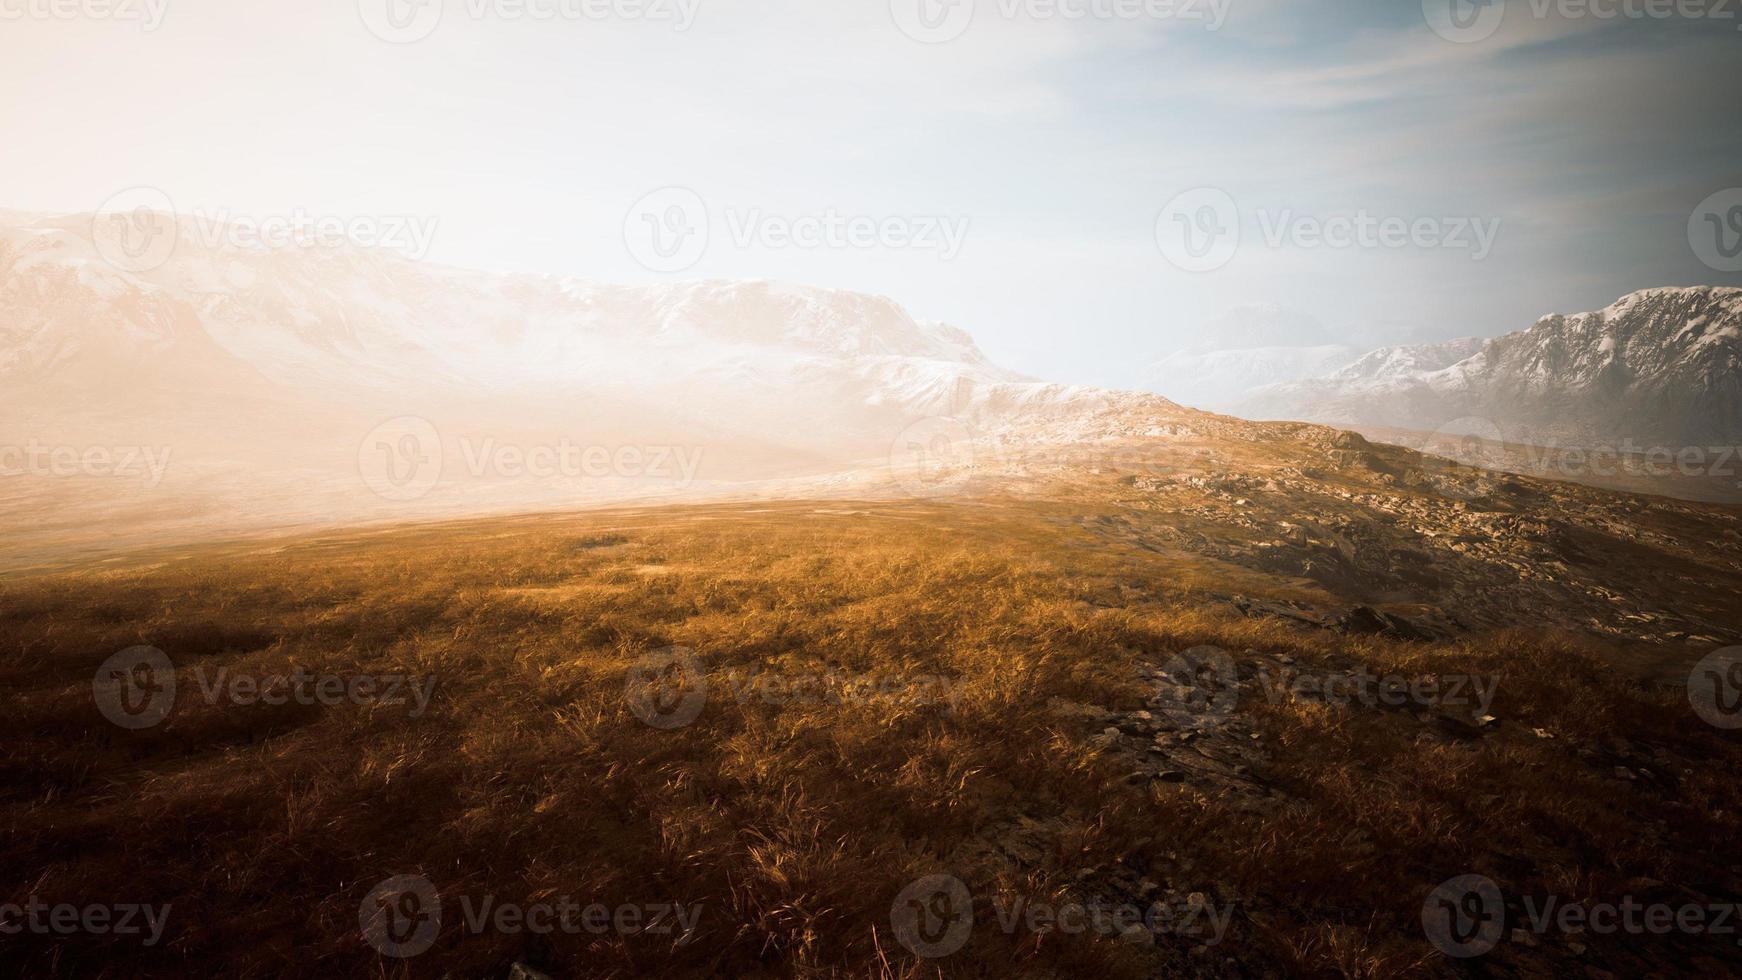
[2,0,1740,388]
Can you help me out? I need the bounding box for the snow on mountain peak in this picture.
[1235,287,1742,446]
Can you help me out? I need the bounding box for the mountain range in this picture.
[0,208,1178,560]
[5,207,1740,567]
[1153,288,1742,450]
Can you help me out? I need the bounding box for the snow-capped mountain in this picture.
[1319,337,1487,383]
[2,211,998,397]
[1144,307,1359,410]
[0,207,1180,540]
[1237,287,1742,447]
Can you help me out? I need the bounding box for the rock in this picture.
[1119,923,1153,945]
[510,964,555,980]
[1332,605,1438,642]
[1156,771,1187,783]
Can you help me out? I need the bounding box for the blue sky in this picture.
[2,0,1738,386]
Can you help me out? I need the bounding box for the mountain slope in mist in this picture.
[0,209,1186,559]
[1237,287,1742,447]
[1143,306,1361,411]
[0,210,1174,456]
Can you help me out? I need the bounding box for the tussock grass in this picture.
[1,500,1737,977]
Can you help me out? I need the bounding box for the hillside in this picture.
[5,424,1741,977]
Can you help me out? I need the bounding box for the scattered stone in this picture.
[1332,605,1439,642]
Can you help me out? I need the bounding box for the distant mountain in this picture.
[0,208,1186,539]
[1236,287,1742,447]
[0,210,1160,456]
[1189,305,1337,350]
[1144,306,1360,410]
[1322,337,1486,383]
[1147,344,1360,411]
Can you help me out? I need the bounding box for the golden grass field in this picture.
[5,487,1742,978]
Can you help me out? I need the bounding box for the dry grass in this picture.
[2,499,1738,978]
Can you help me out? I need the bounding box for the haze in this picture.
[4,0,1740,388]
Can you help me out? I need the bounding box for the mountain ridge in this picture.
[1236,286,1742,447]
